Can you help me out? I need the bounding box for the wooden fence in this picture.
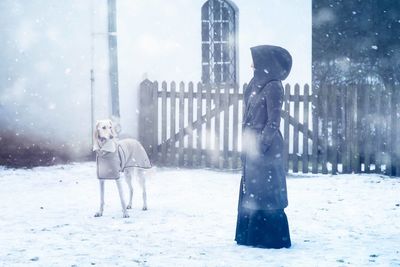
[138,79,400,176]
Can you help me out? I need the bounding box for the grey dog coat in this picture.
[96,139,152,180]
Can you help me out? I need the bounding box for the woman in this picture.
[235,45,292,249]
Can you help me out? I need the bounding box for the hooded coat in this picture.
[240,45,292,211]
[96,139,152,180]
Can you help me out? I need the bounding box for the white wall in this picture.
[117,0,311,138]
[0,0,98,158]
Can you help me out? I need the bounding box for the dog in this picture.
[93,119,152,218]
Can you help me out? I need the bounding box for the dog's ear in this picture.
[93,121,101,151]
[109,119,118,138]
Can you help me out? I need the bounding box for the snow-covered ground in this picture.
[0,162,399,267]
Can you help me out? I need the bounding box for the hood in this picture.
[251,45,292,81]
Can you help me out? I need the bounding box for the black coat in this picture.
[240,45,292,211]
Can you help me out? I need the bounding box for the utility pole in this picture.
[108,0,120,118]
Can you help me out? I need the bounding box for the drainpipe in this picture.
[107,0,120,119]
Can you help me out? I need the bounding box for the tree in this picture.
[312,0,400,89]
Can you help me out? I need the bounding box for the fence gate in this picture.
[138,79,400,176]
[139,79,242,169]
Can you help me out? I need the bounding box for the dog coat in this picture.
[96,139,152,180]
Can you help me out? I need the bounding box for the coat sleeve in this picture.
[259,81,284,152]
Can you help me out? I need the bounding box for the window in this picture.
[201,0,238,86]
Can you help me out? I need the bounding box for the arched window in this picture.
[201,0,238,86]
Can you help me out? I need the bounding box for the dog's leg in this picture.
[124,169,134,209]
[94,180,105,217]
[116,178,129,218]
[138,169,148,210]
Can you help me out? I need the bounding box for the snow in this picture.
[0,163,399,267]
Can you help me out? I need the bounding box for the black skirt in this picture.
[235,171,291,249]
[235,207,291,248]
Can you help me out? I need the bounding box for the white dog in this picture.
[93,119,152,218]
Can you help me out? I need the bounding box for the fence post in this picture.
[284,84,290,172]
[375,86,382,173]
[205,85,212,168]
[390,85,399,176]
[232,84,240,169]
[188,82,194,167]
[139,79,156,158]
[331,85,339,174]
[363,84,371,173]
[394,87,400,176]
[169,82,177,166]
[302,84,310,173]
[223,84,230,169]
[152,81,159,163]
[293,84,300,173]
[239,83,247,170]
[383,87,391,176]
[352,84,360,173]
[214,86,221,168]
[161,81,167,166]
[321,85,328,174]
[178,82,185,167]
[358,85,365,173]
[343,85,352,173]
[312,86,319,173]
[196,82,203,168]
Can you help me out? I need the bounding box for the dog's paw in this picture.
[122,213,130,218]
[126,204,132,209]
[142,207,148,211]
[94,212,103,217]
